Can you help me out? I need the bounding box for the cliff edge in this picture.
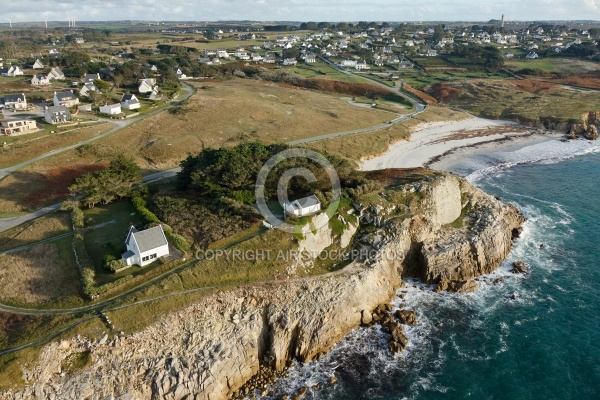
[1,171,525,400]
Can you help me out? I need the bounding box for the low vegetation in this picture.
[425,78,600,124]
[309,106,469,162]
[0,242,82,306]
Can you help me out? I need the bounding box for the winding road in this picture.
[0,70,427,353]
[0,67,425,234]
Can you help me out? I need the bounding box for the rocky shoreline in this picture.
[0,172,525,400]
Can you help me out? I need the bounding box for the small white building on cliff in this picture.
[283,195,321,217]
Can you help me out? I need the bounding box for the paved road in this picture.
[0,73,423,234]
[0,83,194,182]
[0,167,183,234]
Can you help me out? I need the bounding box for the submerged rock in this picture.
[394,310,417,326]
[510,261,529,274]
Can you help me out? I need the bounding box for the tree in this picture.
[432,25,445,43]
[93,79,110,92]
[69,154,142,208]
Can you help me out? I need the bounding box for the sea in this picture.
[256,137,600,400]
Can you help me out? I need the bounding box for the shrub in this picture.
[72,232,97,297]
[71,206,85,229]
[131,191,161,224]
[165,231,191,253]
[103,257,126,273]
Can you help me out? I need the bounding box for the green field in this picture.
[82,200,146,284]
[506,57,600,74]
[399,69,510,89]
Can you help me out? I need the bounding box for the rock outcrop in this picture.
[567,111,600,140]
[0,172,525,400]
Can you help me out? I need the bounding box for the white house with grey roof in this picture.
[282,195,321,217]
[54,90,79,107]
[99,103,122,115]
[1,93,27,110]
[31,74,50,85]
[120,93,141,110]
[44,105,72,124]
[122,225,170,267]
[48,67,65,81]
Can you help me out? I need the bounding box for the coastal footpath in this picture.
[1,172,525,400]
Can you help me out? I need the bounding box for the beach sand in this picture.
[360,116,562,173]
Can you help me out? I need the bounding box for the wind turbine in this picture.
[8,19,12,28]
[44,19,48,28]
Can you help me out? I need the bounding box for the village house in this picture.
[48,49,61,57]
[282,58,297,66]
[32,59,45,69]
[198,57,220,65]
[138,78,158,94]
[526,51,539,59]
[48,67,65,81]
[263,53,276,63]
[79,82,101,97]
[356,60,370,70]
[216,49,230,58]
[282,195,321,217]
[121,225,170,267]
[0,119,38,135]
[120,93,141,110]
[1,66,24,77]
[340,59,358,68]
[75,37,85,44]
[54,90,79,107]
[31,74,50,85]
[147,87,161,101]
[399,60,414,68]
[304,53,317,63]
[44,105,72,124]
[83,73,100,83]
[0,93,27,110]
[234,51,250,60]
[174,67,186,79]
[99,103,122,115]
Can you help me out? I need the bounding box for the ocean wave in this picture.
[460,138,600,182]
[253,176,573,400]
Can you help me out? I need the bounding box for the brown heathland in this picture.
[0,243,81,305]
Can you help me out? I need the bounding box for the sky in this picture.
[2,0,599,23]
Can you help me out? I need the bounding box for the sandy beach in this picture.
[360,116,558,173]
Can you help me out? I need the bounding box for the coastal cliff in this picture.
[1,172,525,400]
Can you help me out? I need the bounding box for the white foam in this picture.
[254,173,575,399]
[460,138,600,182]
